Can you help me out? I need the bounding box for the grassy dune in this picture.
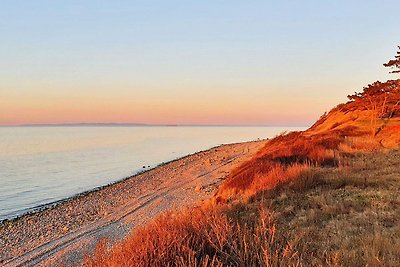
[85,79,400,267]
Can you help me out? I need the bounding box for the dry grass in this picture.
[338,137,382,153]
[84,205,300,267]
[260,150,400,267]
[245,163,311,198]
[215,128,349,201]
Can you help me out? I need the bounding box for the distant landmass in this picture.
[17,123,152,127]
[3,123,298,127]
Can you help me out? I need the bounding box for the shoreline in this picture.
[0,139,268,266]
[0,142,237,224]
[0,140,265,225]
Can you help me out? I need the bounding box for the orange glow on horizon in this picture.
[1,84,331,126]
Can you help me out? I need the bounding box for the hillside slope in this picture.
[216,79,400,201]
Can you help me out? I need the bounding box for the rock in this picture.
[194,186,202,192]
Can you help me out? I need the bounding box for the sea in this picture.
[0,126,305,221]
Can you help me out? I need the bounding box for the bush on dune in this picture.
[215,130,343,201]
[85,205,299,267]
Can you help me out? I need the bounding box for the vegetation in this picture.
[347,80,400,137]
[85,49,400,266]
[346,47,400,137]
[85,205,299,267]
[383,46,400,74]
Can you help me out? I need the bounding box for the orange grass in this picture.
[245,163,310,198]
[215,130,344,200]
[84,206,300,267]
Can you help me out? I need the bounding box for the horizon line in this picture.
[0,122,310,128]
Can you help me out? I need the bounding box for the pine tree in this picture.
[383,46,400,74]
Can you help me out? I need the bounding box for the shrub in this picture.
[84,206,300,267]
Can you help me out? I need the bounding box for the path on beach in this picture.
[0,140,267,267]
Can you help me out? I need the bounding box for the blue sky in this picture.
[1,1,399,125]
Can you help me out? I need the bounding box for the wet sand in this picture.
[0,140,267,266]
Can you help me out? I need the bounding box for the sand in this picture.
[0,140,267,267]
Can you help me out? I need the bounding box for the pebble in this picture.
[194,186,202,192]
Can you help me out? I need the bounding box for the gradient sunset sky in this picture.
[1,1,399,126]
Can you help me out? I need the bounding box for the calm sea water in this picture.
[0,126,305,221]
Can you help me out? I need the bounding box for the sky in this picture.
[1,1,399,126]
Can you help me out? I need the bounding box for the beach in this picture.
[0,140,267,266]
